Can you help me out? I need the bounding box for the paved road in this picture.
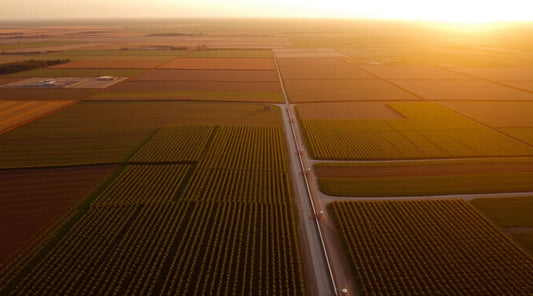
[274,59,339,296]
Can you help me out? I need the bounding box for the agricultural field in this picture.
[89,90,284,103]
[50,60,164,69]
[131,69,279,82]
[357,65,472,80]
[0,165,116,265]
[315,158,533,196]
[0,68,147,78]
[0,78,24,85]
[284,79,418,103]
[276,58,374,80]
[390,79,533,100]
[501,128,533,145]
[2,18,533,296]
[296,102,403,120]
[159,57,276,70]
[444,66,533,82]
[0,101,281,168]
[328,200,533,296]
[104,81,282,96]
[299,102,533,160]
[0,88,98,100]
[0,124,306,296]
[440,101,533,127]
[0,100,75,133]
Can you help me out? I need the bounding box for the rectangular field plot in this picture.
[284,79,418,103]
[159,57,275,70]
[92,164,191,206]
[472,196,533,228]
[89,90,284,103]
[328,200,533,296]
[315,159,533,196]
[1,122,305,296]
[0,68,147,78]
[296,102,404,120]
[4,202,305,296]
[446,66,533,81]
[0,165,116,265]
[50,60,164,69]
[391,79,533,101]
[0,101,281,168]
[277,58,374,80]
[0,78,24,85]
[179,49,273,58]
[130,125,216,162]
[0,88,98,100]
[131,69,279,82]
[440,101,533,127]
[501,128,533,145]
[358,65,472,80]
[107,80,282,93]
[0,100,75,133]
[300,102,533,160]
[502,81,533,92]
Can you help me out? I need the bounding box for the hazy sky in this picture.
[1,0,532,22]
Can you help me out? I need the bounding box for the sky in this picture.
[1,0,532,23]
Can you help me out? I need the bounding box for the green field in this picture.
[90,90,284,103]
[471,196,533,227]
[0,124,305,296]
[328,200,533,296]
[181,49,273,58]
[299,103,533,160]
[514,233,533,253]
[0,68,148,78]
[471,196,533,252]
[315,159,533,196]
[0,101,281,168]
[0,41,80,50]
[319,173,533,197]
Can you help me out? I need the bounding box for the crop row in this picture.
[2,123,306,296]
[182,169,292,204]
[200,125,287,171]
[328,200,533,296]
[92,164,190,206]
[130,125,216,162]
[301,118,533,160]
[8,201,304,296]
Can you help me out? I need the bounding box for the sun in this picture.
[258,0,533,23]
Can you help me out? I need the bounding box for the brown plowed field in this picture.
[391,80,533,101]
[0,165,116,264]
[50,60,163,69]
[296,102,403,119]
[315,162,533,178]
[278,63,374,80]
[0,78,25,85]
[159,58,276,70]
[0,100,76,133]
[447,66,533,81]
[0,88,97,100]
[276,57,343,66]
[358,65,472,80]
[107,81,281,93]
[131,69,279,82]
[441,101,533,127]
[285,79,418,102]
[503,81,533,92]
